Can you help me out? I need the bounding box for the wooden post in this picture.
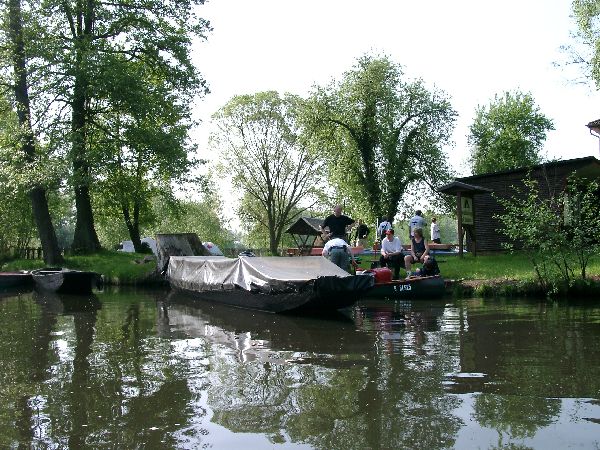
[457,192,463,258]
[472,197,477,257]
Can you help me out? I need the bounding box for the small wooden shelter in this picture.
[285,217,324,255]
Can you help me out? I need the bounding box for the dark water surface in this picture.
[0,288,599,449]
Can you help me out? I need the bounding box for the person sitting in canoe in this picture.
[415,257,440,277]
[404,228,430,278]
[321,229,358,272]
[379,228,403,280]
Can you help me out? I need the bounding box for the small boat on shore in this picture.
[0,271,33,291]
[31,268,101,295]
[166,256,374,314]
[366,275,446,299]
[357,268,446,299]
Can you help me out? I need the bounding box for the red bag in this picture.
[366,267,392,283]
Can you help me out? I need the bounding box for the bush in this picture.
[495,176,600,294]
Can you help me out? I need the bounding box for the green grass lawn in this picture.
[1,250,157,284]
[358,251,600,281]
[3,249,599,288]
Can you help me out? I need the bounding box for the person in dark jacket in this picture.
[321,205,354,241]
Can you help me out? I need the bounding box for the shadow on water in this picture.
[4,290,101,447]
[33,290,102,315]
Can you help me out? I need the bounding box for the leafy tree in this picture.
[212,91,323,255]
[468,91,554,175]
[306,54,457,224]
[1,0,64,264]
[563,177,600,279]
[0,185,35,260]
[237,193,310,252]
[90,58,202,253]
[146,193,234,252]
[25,0,211,253]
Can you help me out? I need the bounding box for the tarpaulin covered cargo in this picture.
[167,256,373,313]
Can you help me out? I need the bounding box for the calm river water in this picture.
[0,287,599,449]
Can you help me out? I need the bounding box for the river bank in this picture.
[446,276,600,299]
[2,250,600,298]
[433,252,600,299]
[0,250,161,286]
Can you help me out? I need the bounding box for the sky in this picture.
[188,0,600,220]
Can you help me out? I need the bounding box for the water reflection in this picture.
[162,291,372,364]
[159,293,463,449]
[0,289,599,448]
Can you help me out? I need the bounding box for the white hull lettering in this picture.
[393,284,412,292]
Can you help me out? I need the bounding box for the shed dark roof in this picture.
[285,217,323,236]
[587,119,600,129]
[438,181,493,195]
[456,156,600,183]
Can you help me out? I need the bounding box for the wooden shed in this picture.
[441,156,600,252]
[284,217,324,255]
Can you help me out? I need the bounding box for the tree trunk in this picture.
[71,83,100,254]
[72,177,101,254]
[267,208,279,255]
[8,0,64,266]
[71,79,100,253]
[123,203,143,253]
[30,188,64,265]
[70,2,101,254]
[269,226,279,255]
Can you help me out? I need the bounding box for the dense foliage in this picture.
[0,0,211,256]
[468,91,554,175]
[571,0,600,87]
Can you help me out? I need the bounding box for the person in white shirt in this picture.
[322,232,358,272]
[379,228,403,279]
[430,217,441,244]
[408,210,426,239]
[377,216,392,241]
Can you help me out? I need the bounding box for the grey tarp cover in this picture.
[167,256,351,293]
